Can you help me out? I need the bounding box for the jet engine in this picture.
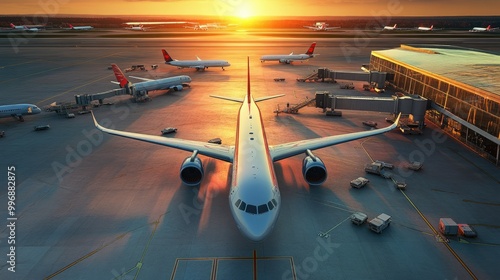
[180,151,204,186]
[279,59,291,64]
[172,85,183,91]
[302,149,327,186]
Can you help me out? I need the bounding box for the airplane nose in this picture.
[238,212,277,241]
[34,106,42,113]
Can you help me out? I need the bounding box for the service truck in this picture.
[350,212,368,225]
[368,213,392,233]
[439,218,458,235]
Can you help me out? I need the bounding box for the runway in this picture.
[1,31,500,279]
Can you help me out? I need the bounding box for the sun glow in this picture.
[236,3,253,19]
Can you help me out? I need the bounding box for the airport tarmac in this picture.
[1,32,500,279]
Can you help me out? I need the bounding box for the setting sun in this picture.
[236,3,253,19]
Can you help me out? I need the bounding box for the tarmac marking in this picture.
[463,199,500,207]
[400,190,478,280]
[170,255,296,280]
[0,51,122,85]
[36,73,114,105]
[44,233,127,280]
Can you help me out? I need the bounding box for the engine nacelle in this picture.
[302,151,327,186]
[172,85,183,91]
[279,59,291,64]
[180,155,204,186]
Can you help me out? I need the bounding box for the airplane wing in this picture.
[324,27,340,30]
[125,21,188,25]
[92,112,234,163]
[303,26,317,30]
[269,114,400,161]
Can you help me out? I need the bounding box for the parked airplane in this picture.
[260,42,318,64]
[92,58,400,241]
[124,21,188,31]
[0,104,42,121]
[162,49,231,71]
[417,25,433,31]
[304,22,340,31]
[110,64,191,93]
[67,24,93,30]
[10,23,39,32]
[469,25,496,32]
[383,24,398,30]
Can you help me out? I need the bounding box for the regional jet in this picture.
[124,21,188,31]
[162,49,231,71]
[9,23,39,32]
[304,22,340,31]
[383,24,398,30]
[260,42,318,64]
[66,24,94,30]
[469,25,496,32]
[417,25,433,31]
[110,64,191,93]
[92,58,400,241]
[0,104,42,121]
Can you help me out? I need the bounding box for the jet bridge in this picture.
[315,91,429,129]
[74,85,150,107]
[298,68,388,90]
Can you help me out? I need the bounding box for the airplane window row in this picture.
[234,198,277,215]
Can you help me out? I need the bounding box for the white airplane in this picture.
[162,49,231,71]
[469,25,496,32]
[92,58,400,241]
[304,22,340,31]
[124,21,188,31]
[110,64,191,93]
[0,104,42,121]
[10,23,39,32]
[260,42,318,64]
[417,25,433,31]
[383,24,398,30]
[67,24,93,30]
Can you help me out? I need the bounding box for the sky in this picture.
[0,0,498,17]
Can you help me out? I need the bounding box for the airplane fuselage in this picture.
[167,60,230,70]
[134,76,191,92]
[0,104,42,118]
[229,94,281,241]
[260,54,312,64]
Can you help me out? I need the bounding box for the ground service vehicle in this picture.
[350,212,368,225]
[439,218,458,235]
[368,213,391,233]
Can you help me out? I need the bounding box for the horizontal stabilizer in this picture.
[210,95,244,103]
[254,94,285,102]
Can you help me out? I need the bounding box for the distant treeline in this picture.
[1,15,499,30]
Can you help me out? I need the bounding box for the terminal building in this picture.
[370,45,500,166]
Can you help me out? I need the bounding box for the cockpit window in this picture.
[267,201,275,210]
[246,204,257,214]
[239,201,247,211]
[258,204,269,214]
[235,199,242,208]
[236,198,277,214]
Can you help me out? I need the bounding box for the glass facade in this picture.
[370,54,500,165]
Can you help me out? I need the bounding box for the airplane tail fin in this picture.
[306,42,317,55]
[430,25,433,30]
[69,24,74,29]
[487,25,491,30]
[162,49,174,63]
[394,24,397,28]
[111,64,130,88]
[10,23,15,28]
